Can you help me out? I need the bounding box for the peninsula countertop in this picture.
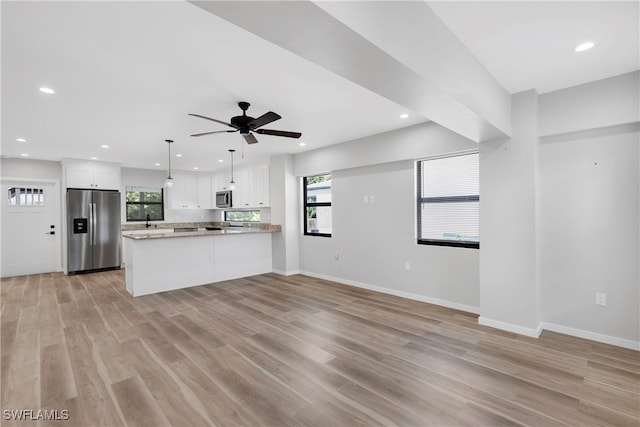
[122,221,281,240]
[123,226,280,240]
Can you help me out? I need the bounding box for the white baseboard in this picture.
[299,270,480,315]
[271,269,301,277]
[540,322,640,351]
[478,316,543,338]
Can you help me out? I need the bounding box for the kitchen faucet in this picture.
[145,213,151,228]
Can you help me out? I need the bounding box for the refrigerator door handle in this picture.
[92,202,97,245]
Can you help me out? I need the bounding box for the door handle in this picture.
[44,231,55,235]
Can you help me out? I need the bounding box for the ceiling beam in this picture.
[190,1,510,142]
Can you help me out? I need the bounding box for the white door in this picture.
[1,180,60,277]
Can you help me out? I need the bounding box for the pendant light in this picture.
[164,139,174,188]
[229,149,236,190]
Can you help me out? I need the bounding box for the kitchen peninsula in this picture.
[123,223,280,296]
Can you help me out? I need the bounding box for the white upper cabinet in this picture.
[165,165,269,210]
[233,167,254,208]
[63,160,121,190]
[230,165,270,209]
[168,173,198,209]
[254,164,270,207]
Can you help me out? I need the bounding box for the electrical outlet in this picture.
[595,292,607,306]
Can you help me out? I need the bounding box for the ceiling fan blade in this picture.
[188,113,237,129]
[255,129,302,139]
[248,111,281,129]
[190,130,238,137]
[242,133,259,144]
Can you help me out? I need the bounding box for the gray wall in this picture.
[294,122,481,312]
[292,71,639,348]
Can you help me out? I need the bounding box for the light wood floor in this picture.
[1,271,638,427]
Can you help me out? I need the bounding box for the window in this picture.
[303,174,332,237]
[7,187,44,206]
[225,210,261,222]
[417,152,479,248]
[126,187,164,221]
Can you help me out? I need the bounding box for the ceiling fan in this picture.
[189,101,302,144]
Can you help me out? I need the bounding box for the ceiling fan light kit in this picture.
[189,101,302,144]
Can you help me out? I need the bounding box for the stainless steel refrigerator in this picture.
[67,189,121,274]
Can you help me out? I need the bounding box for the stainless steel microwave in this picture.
[216,190,232,208]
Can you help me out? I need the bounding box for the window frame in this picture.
[416,152,480,249]
[303,174,332,237]
[125,187,165,222]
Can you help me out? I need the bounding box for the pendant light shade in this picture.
[165,139,174,188]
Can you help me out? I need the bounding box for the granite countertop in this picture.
[122,222,281,240]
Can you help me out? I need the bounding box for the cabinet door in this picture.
[92,163,121,190]
[233,167,254,208]
[169,173,198,209]
[183,174,198,208]
[66,164,94,189]
[197,174,212,209]
[254,165,270,207]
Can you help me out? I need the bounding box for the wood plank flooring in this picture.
[1,270,638,426]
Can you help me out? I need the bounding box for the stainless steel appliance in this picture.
[67,189,121,274]
[216,190,232,208]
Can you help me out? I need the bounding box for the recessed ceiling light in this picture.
[218,159,224,163]
[154,163,161,166]
[100,144,110,149]
[299,142,306,147]
[574,41,594,52]
[39,87,55,94]
[176,154,182,157]
[90,156,98,160]
[20,153,29,157]
[16,138,27,142]
[193,166,199,170]
[400,113,409,119]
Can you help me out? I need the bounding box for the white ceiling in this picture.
[2,1,638,172]
[428,1,639,94]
